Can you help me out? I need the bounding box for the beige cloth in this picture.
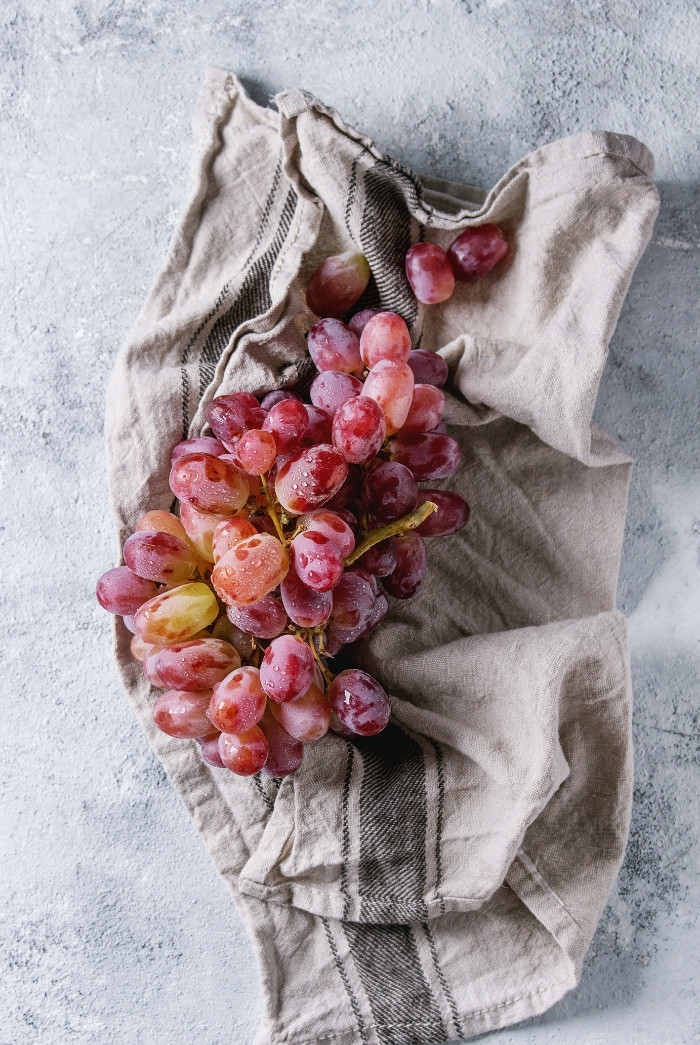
[105,66,659,1044]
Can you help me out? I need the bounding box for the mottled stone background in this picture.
[1,2,698,1043]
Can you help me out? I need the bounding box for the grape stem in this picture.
[344,501,438,566]
[308,631,334,686]
[260,474,287,545]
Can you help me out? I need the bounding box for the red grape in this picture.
[205,394,256,448]
[211,534,289,608]
[405,243,455,304]
[300,509,355,558]
[227,594,288,639]
[307,318,363,374]
[170,453,250,516]
[260,634,315,703]
[259,706,304,776]
[356,537,397,577]
[362,461,418,522]
[197,733,226,768]
[324,464,362,512]
[329,571,376,642]
[96,566,157,616]
[290,529,344,593]
[360,312,412,369]
[123,530,197,586]
[348,308,380,336]
[415,489,470,536]
[208,666,267,734]
[362,359,414,435]
[383,531,426,599]
[218,727,269,776]
[306,251,371,319]
[406,349,448,387]
[262,399,309,453]
[153,689,214,739]
[211,516,258,562]
[260,389,302,410]
[280,569,333,628]
[332,395,386,465]
[275,444,348,515]
[150,637,241,690]
[171,437,227,465]
[400,384,445,434]
[310,371,363,415]
[327,669,390,736]
[301,404,334,446]
[269,682,331,742]
[448,223,508,281]
[389,431,462,481]
[237,429,277,474]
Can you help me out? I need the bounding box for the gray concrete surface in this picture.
[1,2,698,1043]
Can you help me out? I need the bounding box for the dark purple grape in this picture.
[301,405,334,446]
[206,394,255,448]
[406,349,448,388]
[327,669,390,736]
[415,490,470,536]
[310,371,363,416]
[356,537,397,577]
[383,531,426,599]
[260,389,302,410]
[280,569,332,627]
[227,595,288,639]
[389,432,462,481]
[447,224,508,281]
[362,461,418,522]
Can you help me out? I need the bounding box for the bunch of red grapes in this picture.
[96,225,507,777]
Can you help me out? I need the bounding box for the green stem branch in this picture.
[344,501,438,566]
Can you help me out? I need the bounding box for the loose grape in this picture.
[227,595,288,639]
[405,243,455,304]
[133,582,219,645]
[362,359,414,435]
[262,398,309,454]
[306,251,371,319]
[153,689,214,739]
[348,308,380,336]
[170,452,250,516]
[259,706,304,776]
[332,396,386,465]
[327,669,391,736]
[406,349,449,388]
[362,461,418,522]
[211,516,259,562]
[383,531,427,599]
[205,394,256,448]
[149,638,241,690]
[260,389,303,410]
[208,666,267,734]
[211,534,290,608]
[237,429,277,474]
[307,318,363,374]
[218,727,269,776]
[300,509,356,558]
[275,445,348,516]
[301,405,334,446]
[415,489,470,536]
[290,530,344,593]
[170,437,227,465]
[310,371,363,416]
[389,431,462,481]
[356,537,397,577]
[280,569,332,628]
[135,511,190,544]
[123,530,197,585]
[96,566,158,616]
[260,634,315,704]
[179,503,229,562]
[359,312,412,369]
[448,223,508,281]
[197,733,226,768]
[400,384,445,434]
[269,682,331,742]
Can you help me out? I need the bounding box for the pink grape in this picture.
[227,594,288,639]
[301,405,334,446]
[269,682,331,742]
[383,531,427,599]
[389,431,462,481]
[300,509,355,558]
[448,223,508,281]
[237,429,277,474]
[329,709,356,737]
[405,243,455,304]
[133,582,219,645]
[218,727,269,776]
[348,308,380,336]
[248,407,268,428]
[362,359,414,435]
[360,311,412,369]
[406,349,448,387]
[356,537,397,577]
[135,511,191,545]
[415,489,470,536]
[123,530,197,585]
[310,371,363,415]
[290,529,344,593]
[149,638,241,690]
[275,444,348,516]
[142,651,167,688]
[208,666,267,734]
[400,384,445,434]
[332,396,386,465]
[197,733,226,768]
[260,389,302,410]
[170,437,227,465]
[211,534,289,608]
[280,569,332,628]
[307,318,363,374]
[170,453,250,516]
[179,503,229,562]
[306,251,371,319]
[96,566,157,616]
[232,392,260,410]
[363,461,418,522]
[262,399,309,453]
[327,669,391,736]
[205,394,256,448]
[259,707,304,776]
[122,615,136,634]
[153,689,214,739]
[260,634,315,704]
[211,516,258,562]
